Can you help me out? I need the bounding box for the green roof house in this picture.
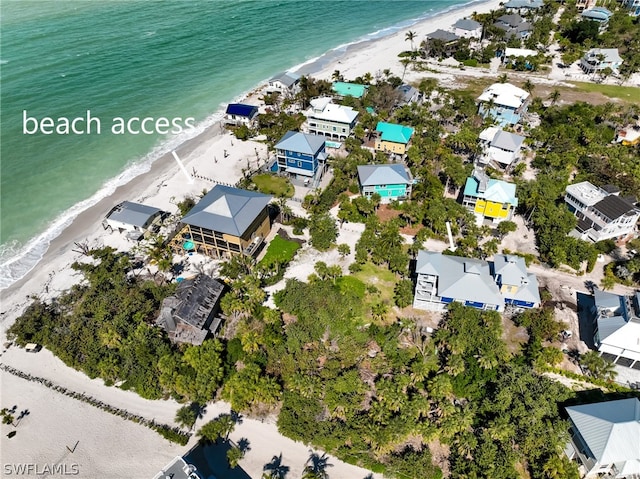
[374,121,415,155]
[332,82,368,99]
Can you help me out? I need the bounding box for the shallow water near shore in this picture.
[0,0,482,288]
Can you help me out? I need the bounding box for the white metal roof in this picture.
[477,82,530,109]
[565,181,608,207]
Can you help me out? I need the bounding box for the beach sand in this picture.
[1,1,504,477]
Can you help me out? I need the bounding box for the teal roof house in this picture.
[357,164,413,203]
[374,121,415,155]
[462,168,519,223]
[565,398,640,478]
[332,82,368,99]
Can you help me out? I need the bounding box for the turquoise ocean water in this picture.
[1,0,477,288]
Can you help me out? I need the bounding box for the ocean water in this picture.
[0,0,477,288]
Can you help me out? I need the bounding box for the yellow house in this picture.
[374,121,414,155]
[175,185,272,258]
[462,169,518,222]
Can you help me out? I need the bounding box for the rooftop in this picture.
[375,121,414,144]
[269,71,300,87]
[357,164,412,187]
[565,181,608,207]
[225,103,258,118]
[452,18,481,31]
[275,130,327,156]
[463,175,519,206]
[491,130,525,152]
[307,98,359,124]
[182,185,272,237]
[477,82,530,109]
[504,0,544,8]
[584,48,623,64]
[105,201,162,227]
[332,81,368,99]
[593,195,638,221]
[426,29,460,43]
[153,456,201,479]
[581,7,613,20]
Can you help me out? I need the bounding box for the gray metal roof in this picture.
[493,255,540,304]
[491,130,525,152]
[396,84,419,103]
[426,29,460,43]
[357,164,412,187]
[106,201,162,227]
[452,18,481,30]
[595,289,624,311]
[496,13,525,28]
[153,456,201,479]
[275,130,327,156]
[504,0,544,8]
[181,185,272,237]
[416,251,504,307]
[269,71,300,88]
[597,315,628,343]
[566,398,640,466]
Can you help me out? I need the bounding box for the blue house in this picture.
[274,131,327,180]
[224,103,259,126]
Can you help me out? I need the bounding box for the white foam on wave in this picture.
[0,108,226,291]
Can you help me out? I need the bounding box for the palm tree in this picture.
[498,73,509,83]
[405,30,417,52]
[303,451,333,479]
[331,70,343,82]
[523,78,535,96]
[175,404,197,430]
[548,88,561,106]
[263,454,289,479]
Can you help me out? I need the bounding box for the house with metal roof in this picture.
[274,131,327,180]
[413,250,540,312]
[413,251,506,311]
[357,164,413,203]
[154,456,202,479]
[331,82,368,99]
[477,82,530,126]
[581,7,613,27]
[451,18,482,38]
[374,121,415,155]
[565,398,640,478]
[565,181,639,243]
[590,289,640,369]
[492,254,540,308]
[494,14,533,39]
[580,48,624,74]
[462,168,518,223]
[395,84,421,105]
[103,201,163,238]
[266,71,301,94]
[478,127,526,168]
[178,185,272,258]
[305,97,359,140]
[424,29,461,57]
[224,103,259,126]
[504,0,544,12]
[156,274,225,346]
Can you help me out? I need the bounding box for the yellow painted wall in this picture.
[375,140,407,155]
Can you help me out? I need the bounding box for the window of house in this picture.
[332,126,336,131]
[297,161,302,167]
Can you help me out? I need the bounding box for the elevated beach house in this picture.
[103,201,163,238]
[581,7,613,30]
[462,168,518,223]
[224,103,259,126]
[504,0,544,13]
[580,48,623,74]
[274,131,327,181]
[494,14,533,39]
[395,84,421,105]
[177,185,272,258]
[305,97,359,140]
[478,127,526,169]
[564,181,639,243]
[423,29,461,57]
[590,289,640,370]
[477,82,530,126]
[357,164,413,203]
[451,18,482,39]
[564,398,640,478]
[154,456,202,479]
[374,121,415,155]
[266,71,301,94]
[413,251,540,312]
[156,274,225,346]
[331,81,368,99]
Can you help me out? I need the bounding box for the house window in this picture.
[332,126,336,131]
[502,204,509,210]
[297,161,302,167]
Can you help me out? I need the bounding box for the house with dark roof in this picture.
[564,398,640,478]
[423,29,461,57]
[156,275,225,346]
[451,18,482,38]
[462,168,518,223]
[494,14,533,39]
[565,181,639,243]
[274,131,327,181]
[357,164,413,203]
[305,97,359,140]
[224,103,259,126]
[590,289,640,370]
[478,127,526,168]
[266,71,301,94]
[374,121,415,155]
[103,201,163,238]
[178,185,272,258]
[413,251,540,312]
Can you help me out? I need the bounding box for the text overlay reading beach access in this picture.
[23,110,195,135]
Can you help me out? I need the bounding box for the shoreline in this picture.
[0,1,504,477]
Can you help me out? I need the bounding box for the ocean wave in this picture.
[0,108,226,291]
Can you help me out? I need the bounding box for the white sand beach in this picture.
[0,1,517,477]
